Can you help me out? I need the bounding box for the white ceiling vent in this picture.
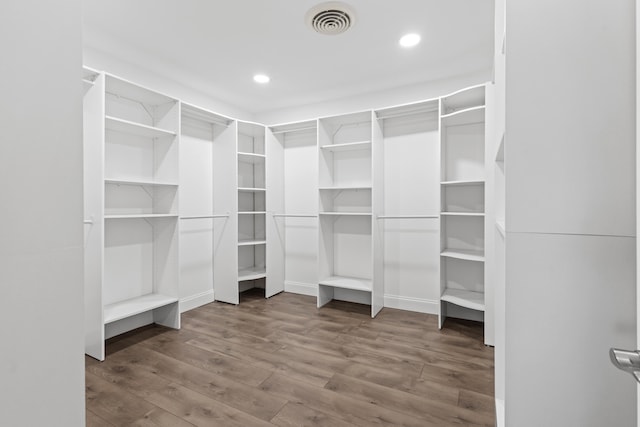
[306,2,355,36]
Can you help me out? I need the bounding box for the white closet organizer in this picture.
[266,121,319,297]
[236,122,268,294]
[84,73,180,361]
[317,111,383,317]
[179,104,236,311]
[439,85,488,330]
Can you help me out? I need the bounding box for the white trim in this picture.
[180,290,215,313]
[284,281,317,296]
[496,398,505,427]
[383,294,439,314]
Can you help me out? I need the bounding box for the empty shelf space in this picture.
[238,239,267,246]
[104,214,179,219]
[104,294,178,324]
[320,141,372,152]
[441,249,485,262]
[441,212,485,217]
[238,267,267,281]
[238,187,266,192]
[105,116,176,139]
[319,276,372,292]
[238,152,266,163]
[441,289,485,312]
[441,180,485,186]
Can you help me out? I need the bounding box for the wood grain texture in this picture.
[87,289,495,426]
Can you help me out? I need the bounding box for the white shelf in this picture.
[238,211,266,215]
[320,141,372,152]
[104,214,178,220]
[441,212,485,217]
[441,180,485,186]
[106,75,176,107]
[440,106,485,127]
[441,289,485,312]
[496,220,506,237]
[238,239,267,246]
[237,152,266,164]
[319,212,372,216]
[319,276,372,292]
[104,294,178,324]
[238,267,267,281]
[105,116,176,139]
[441,249,485,262]
[238,187,266,192]
[319,186,372,191]
[105,179,179,187]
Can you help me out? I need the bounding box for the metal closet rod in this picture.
[272,214,318,218]
[377,215,438,219]
[180,213,230,220]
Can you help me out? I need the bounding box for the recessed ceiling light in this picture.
[399,33,421,48]
[253,74,270,84]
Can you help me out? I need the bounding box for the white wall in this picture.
[505,0,636,425]
[0,1,85,426]
[84,47,254,122]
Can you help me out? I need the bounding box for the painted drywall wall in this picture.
[0,1,85,425]
[504,0,636,425]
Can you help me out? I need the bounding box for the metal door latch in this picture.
[610,348,640,383]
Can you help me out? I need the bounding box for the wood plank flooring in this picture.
[86,289,495,426]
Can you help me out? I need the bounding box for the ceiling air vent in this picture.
[306,2,355,36]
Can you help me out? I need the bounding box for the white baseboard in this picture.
[180,289,215,313]
[383,294,439,314]
[496,398,505,427]
[284,281,317,296]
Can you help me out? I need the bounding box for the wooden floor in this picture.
[86,289,495,426]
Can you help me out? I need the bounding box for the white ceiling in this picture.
[82,0,494,115]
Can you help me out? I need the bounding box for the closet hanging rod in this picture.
[270,125,317,135]
[272,214,318,218]
[183,110,232,127]
[180,214,230,220]
[377,215,438,219]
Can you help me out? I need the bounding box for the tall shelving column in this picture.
[179,104,236,310]
[86,74,181,361]
[236,122,268,300]
[439,85,488,335]
[317,111,383,317]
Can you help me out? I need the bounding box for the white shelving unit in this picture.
[439,85,488,333]
[235,121,268,298]
[317,111,383,317]
[84,72,181,361]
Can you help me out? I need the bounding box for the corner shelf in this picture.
[441,180,485,186]
[441,212,485,217]
[441,249,485,262]
[238,267,267,282]
[238,152,266,164]
[441,289,485,312]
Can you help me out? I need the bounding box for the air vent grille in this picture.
[306,2,355,36]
